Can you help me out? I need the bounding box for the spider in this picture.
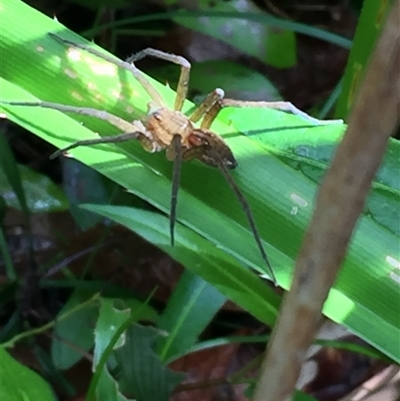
[1,33,343,286]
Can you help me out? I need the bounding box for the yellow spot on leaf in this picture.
[71,91,84,101]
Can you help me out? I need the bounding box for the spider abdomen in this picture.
[189,129,237,169]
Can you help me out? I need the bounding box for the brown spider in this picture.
[1,33,343,286]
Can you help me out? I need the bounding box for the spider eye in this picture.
[153,111,162,121]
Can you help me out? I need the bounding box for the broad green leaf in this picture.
[114,324,185,401]
[0,346,56,401]
[0,162,69,212]
[51,289,98,370]
[93,298,131,401]
[91,297,166,401]
[157,270,227,362]
[61,157,109,230]
[230,113,400,236]
[0,0,399,363]
[173,0,296,66]
[81,204,281,326]
[80,11,351,50]
[265,28,297,68]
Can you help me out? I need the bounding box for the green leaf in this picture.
[336,0,396,118]
[265,28,297,68]
[156,270,226,362]
[0,346,56,401]
[0,128,31,219]
[171,1,346,63]
[114,324,185,401]
[61,158,109,230]
[1,0,399,364]
[51,289,98,370]
[91,297,166,401]
[173,0,291,65]
[0,162,69,213]
[92,298,132,401]
[235,116,400,236]
[80,10,351,50]
[81,205,281,327]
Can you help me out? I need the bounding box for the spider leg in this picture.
[0,100,152,158]
[1,101,138,133]
[166,138,208,246]
[50,132,146,159]
[178,134,277,284]
[222,99,343,125]
[208,147,278,285]
[166,135,184,246]
[201,97,343,129]
[126,49,191,112]
[48,33,165,107]
[200,97,223,130]
[189,89,224,124]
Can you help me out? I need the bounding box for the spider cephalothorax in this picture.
[143,102,237,169]
[0,33,342,285]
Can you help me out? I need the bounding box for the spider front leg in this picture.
[164,135,216,248]
[223,99,343,125]
[189,89,225,124]
[199,96,343,129]
[126,49,191,112]
[163,135,185,246]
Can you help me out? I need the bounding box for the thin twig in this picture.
[252,2,400,400]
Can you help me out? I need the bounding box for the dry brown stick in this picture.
[252,1,400,400]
